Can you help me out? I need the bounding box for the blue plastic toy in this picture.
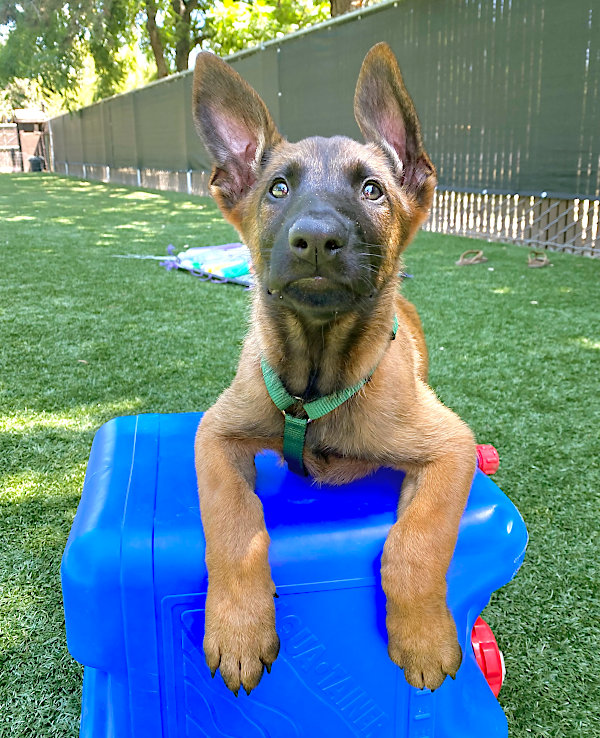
[61,412,527,738]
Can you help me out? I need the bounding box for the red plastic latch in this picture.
[471,616,504,697]
[476,444,500,475]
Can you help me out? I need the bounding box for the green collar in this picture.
[261,314,398,475]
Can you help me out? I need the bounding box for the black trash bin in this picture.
[29,156,44,172]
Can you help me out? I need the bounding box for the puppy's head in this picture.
[193,43,436,322]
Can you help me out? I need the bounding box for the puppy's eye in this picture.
[269,179,289,199]
[362,181,384,200]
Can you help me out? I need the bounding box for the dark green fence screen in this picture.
[50,0,599,200]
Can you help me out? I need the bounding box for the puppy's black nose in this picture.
[289,215,346,263]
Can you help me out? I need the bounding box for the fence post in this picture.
[47,120,55,172]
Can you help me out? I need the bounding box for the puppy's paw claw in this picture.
[203,588,279,696]
[387,604,462,691]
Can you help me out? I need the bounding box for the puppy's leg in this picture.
[382,406,476,690]
[195,410,279,695]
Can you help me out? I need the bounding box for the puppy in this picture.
[192,42,476,697]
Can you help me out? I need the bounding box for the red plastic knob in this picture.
[471,617,504,697]
[476,444,500,475]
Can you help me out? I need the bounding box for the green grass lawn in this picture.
[0,172,598,737]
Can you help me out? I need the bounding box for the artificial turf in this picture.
[0,172,598,738]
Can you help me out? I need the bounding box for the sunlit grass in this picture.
[574,337,600,350]
[0,172,599,738]
[0,400,146,433]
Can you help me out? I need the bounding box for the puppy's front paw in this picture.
[386,601,462,691]
[204,585,280,696]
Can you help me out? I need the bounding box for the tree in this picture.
[136,0,329,78]
[137,0,212,78]
[206,0,328,58]
[0,0,138,105]
[330,0,354,17]
[0,1,89,105]
[0,0,347,109]
[144,0,170,78]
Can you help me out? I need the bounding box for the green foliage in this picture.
[0,0,138,107]
[0,0,332,111]
[87,0,139,100]
[0,77,64,121]
[206,0,329,56]
[0,1,88,104]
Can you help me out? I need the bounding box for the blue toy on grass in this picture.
[61,412,527,738]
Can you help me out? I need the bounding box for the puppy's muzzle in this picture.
[288,214,348,265]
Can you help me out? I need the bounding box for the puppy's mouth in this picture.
[272,276,358,314]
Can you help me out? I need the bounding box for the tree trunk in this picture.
[174,27,190,73]
[330,0,355,17]
[145,0,169,78]
[172,0,199,73]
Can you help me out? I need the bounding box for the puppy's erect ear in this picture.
[354,43,436,210]
[192,52,282,217]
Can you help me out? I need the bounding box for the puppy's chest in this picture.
[302,418,383,485]
[302,405,379,461]
[279,389,388,458]
[259,363,404,473]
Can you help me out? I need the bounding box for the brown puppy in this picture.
[192,43,476,697]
